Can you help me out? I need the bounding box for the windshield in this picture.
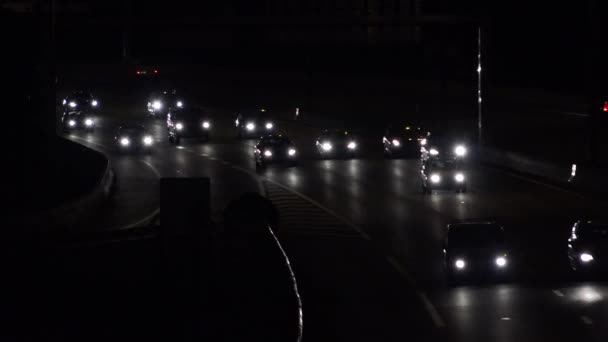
[449,225,504,247]
[17,1,608,341]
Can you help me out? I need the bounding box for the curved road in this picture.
[66,102,608,342]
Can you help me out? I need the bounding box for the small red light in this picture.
[154,69,158,74]
[603,101,608,112]
[136,70,141,75]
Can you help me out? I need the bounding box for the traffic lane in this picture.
[554,283,608,341]
[432,284,597,342]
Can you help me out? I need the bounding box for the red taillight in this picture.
[154,69,158,74]
[136,70,141,75]
[603,101,608,112]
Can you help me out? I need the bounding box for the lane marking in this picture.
[119,208,160,230]
[139,159,161,178]
[581,316,593,325]
[553,290,565,297]
[67,135,108,151]
[500,317,511,321]
[482,165,586,199]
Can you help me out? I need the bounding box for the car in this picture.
[114,125,154,153]
[61,112,96,132]
[421,158,467,193]
[62,91,99,116]
[567,220,608,274]
[421,135,469,162]
[135,66,159,77]
[443,222,509,284]
[382,124,429,158]
[147,90,184,118]
[167,107,212,144]
[315,129,358,159]
[254,134,298,170]
[235,108,275,139]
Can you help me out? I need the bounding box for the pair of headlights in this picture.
[427,145,467,157]
[67,118,94,127]
[246,122,274,131]
[263,148,296,157]
[454,256,508,270]
[321,141,357,151]
[429,173,465,183]
[120,135,153,146]
[151,100,181,110]
[174,121,210,131]
[66,100,98,108]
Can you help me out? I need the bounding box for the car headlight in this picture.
[392,139,400,147]
[153,101,162,110]
[62,99,66,105]
[455,145,467,157]
[265,122,273,129]
[175,123,183,130]
[84,118,94,126]
[91,100,98,107]
[454,173,465,182]
[68,119,76,127]
[176,101,183,108]
[264,150,272,157]
[246,122,255,131]
[454,259,466,270]
[580,253,594,263]
[120,137,130,146]
[143,136,153,145]
[69,101,77,108]
[202,121,210,129]
[430,174,441,183]
[495,256,507,268]
[429,148,439,156]
[347,141,357,149]
[420,138,427,146]
[288,148,296,156]
[321,142,333,151]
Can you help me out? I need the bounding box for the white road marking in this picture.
[581,316,593,325]
[139,159,161,178]
[500,317,511,321]
[553,290,565,297]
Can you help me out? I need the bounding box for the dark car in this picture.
[315,129,358,159]
[62,91,99,116]
[61,112,96,132]
[443,222,509,283]
[567,220,608,274]
[114,125,154,153]
[421,158,467,193]
[235,109,275,139]
[135,66,159,77]
[382,124,429,158]
[421,135,469,162]
[167,107,212,144]
[147,90,184,118]
[254,134,298,170]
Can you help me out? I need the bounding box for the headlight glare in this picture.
[143,136,153,145]
[495,256,507,267]
[392,139,400,147]
[347,141,357,149]
[175,123,183,130]
[68,120,76,127]
[120,137,130,146]
[580,253,594,263]
[429,148,439,156]
[455,145,467,157]
[91,100,98,107]
[84,118,93,126]
[455,259,466,270]
[176,101,183,108]
[152,101,162,110]
[321,142,333,151]
[430,174,441,183]
[265,122,273,129]
[246,122,255,131]
[69,101,77,108]
[264,150,272,157]
[288,148,296,156]
[202,121,210,129]
[454,173,465,182]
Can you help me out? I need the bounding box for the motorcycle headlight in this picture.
[347,141,357,149]
[69,101,77,108]
[455,145,467,157]
[430,174,441,183]
[175,123,183,130]
[91,100,98,107]
[143,136,153,145]
[202,121,210,129]
[321,142,333,151]
[120,137,130,146]
[392,139,400,147]
[265,122,274,129]
[153,101,162,110]
[288,148,296,156]
[62,99,66,105]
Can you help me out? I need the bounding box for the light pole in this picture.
[477,26,483,147]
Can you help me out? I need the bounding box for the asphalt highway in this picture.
[64,102,608,342]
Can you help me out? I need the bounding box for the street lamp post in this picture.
[477,26,483,147]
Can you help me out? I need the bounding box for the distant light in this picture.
[580,253,594,263]
[261,108,266,112]
[455,259,466,270]
[91,100,98,107]
[154,69,158,74]
[202,121,210,129]
[136,70,141,75]
[62,99,66,105]
[153,101,162,110]
[455,145,467,157]
[454,173,465,182]
[264,150,272,157]
[176,101,183,108]
[603,101,608,112]
[430,174,441,183]
[405,126,411,130]
[288,148,296,156]
[175,123,183,130]
[266,122,273,129]
[68,120,76,127]
[246,122,255,131]
[430,148,439,156]
[143,136,153,145]
[321,142,333,151]
[495,256,507,267]
[420,138,427,146]
[392,139,400,146]
[69,101,77,108]
[84,118,94,126]
[347,141,357,149]
[571,164,577,177]
[120,137,130,146]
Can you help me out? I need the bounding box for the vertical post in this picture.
[477,26,483,147]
